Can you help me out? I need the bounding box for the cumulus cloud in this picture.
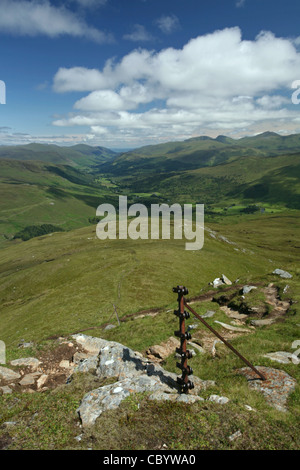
[52,27,300,145]
[0,0,112,42]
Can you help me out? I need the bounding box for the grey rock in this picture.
[19,372,41,386]
[0,386,13,394]
[221,274,232,285]
[75,335,215,427]
[229,430,242,441]
[18,341,34,349]
[214,320,251,333]
[75,355,99,373]
[202,310,215,318]
[37,374,48,389]
[104,324,116,331]
[251,318,275,327]
[72,334,111,354]
[263,351,298,364]
[208,394,230,404]
[0,366,21,382]
[188,342,205,355]
[10,357,42,369]
[272,269,292,279]
[242,285,257,295]
[213,278,224,288]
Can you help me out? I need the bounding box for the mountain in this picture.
[0,143,117,169]
[100,131,300,175]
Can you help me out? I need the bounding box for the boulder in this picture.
[221,274,232,285]
[242,285,257,295]
[19,372,41,386]
[263,351,299,364]
[74,335,215,427]
[0,366,21,382]
[272,269,292,279]
[10,357,42,370]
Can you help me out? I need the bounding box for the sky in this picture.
[1,0,300,149]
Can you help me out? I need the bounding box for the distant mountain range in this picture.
[98,131,300,174]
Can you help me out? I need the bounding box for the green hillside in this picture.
[100,131,300,175]
[0,159,118,246]
[0,143,117,169]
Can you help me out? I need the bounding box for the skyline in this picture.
[1,0,300,149]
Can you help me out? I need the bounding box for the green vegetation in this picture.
[13,224,64,241]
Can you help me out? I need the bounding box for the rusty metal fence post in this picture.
[173,285,266,391]
[173,286,194,393]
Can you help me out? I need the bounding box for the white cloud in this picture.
[52,27,300,145]
[0,0,112,42]
[155,14,180,34]
[236,0,246,7]
[123,24,154,42]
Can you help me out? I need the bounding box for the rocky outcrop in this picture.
[72,334,215,427]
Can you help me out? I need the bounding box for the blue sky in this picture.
[1,0,300,148]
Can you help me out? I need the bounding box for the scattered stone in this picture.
[146,337,179,362]
[0,386,13,394]
[229,430,242,442]
[211,340,222,358]
[0,366,21,382]
[244,405,256,412]
[202,310,215,319]
[188,342,205,355]
[10,357,42,370]
[208,394,230,404]
[250,318,275,327]
[238,366,296,412]
[18,341,34,349]
[221,274,232,285]
[213,278,224,288]
[59,360,71,369]
[272,269,292,279]
[283,285,290,294]
[263,351,299,364]
[242,285,257,295]
[214,320,251,333]
[19,372,41,386]
[37,374,48,389]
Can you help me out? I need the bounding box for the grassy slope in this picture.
[0,143,117,168]
[0,212,299,450]
[0,159,118,246]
